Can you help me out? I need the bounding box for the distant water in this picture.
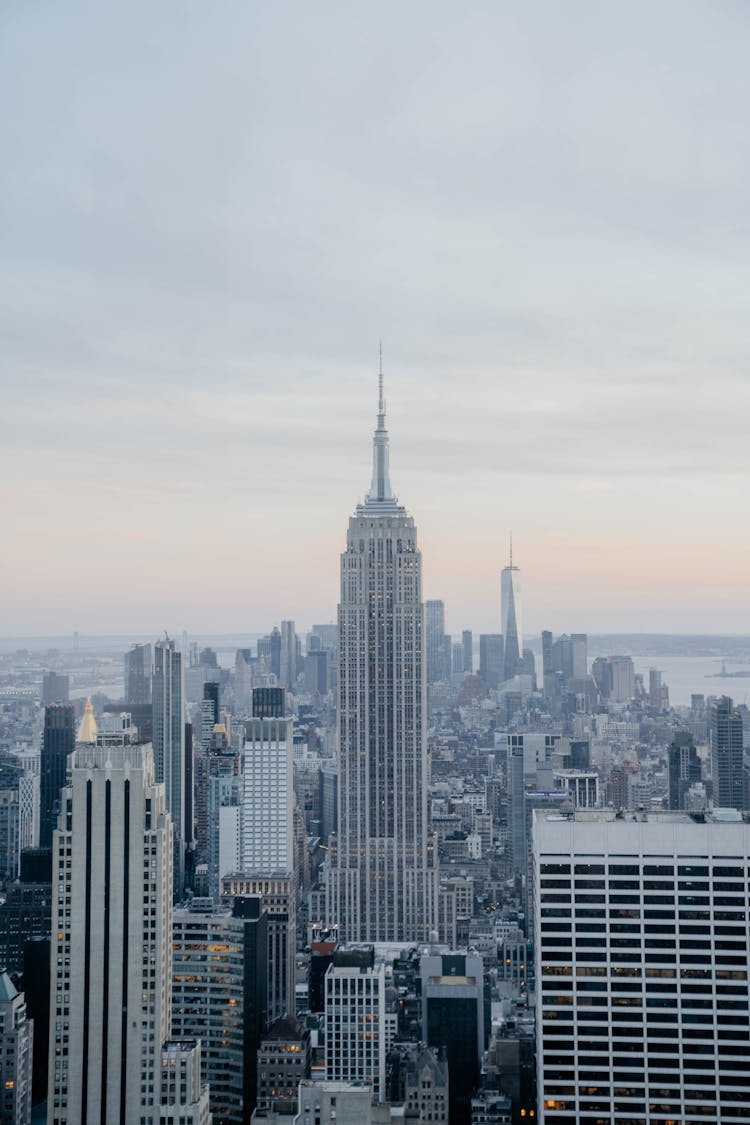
[603,655,750,709]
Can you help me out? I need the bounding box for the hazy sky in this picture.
[1,1,748,637]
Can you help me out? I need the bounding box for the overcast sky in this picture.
[1,0,748,638]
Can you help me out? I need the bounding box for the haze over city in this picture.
[2,0,748,635]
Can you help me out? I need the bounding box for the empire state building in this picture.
[327,369,438,943]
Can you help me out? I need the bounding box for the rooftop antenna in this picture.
[509,531,513,568]
[378,340,384,417]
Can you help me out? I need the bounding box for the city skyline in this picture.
[1,2,748,636]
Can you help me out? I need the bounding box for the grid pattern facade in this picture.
[534,811,750,1124]
[324,960,386,1100]
[241,716,293,873]
[171,911,246,1124]
[329,506,438,942]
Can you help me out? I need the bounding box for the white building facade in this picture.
[47,742,173,1124]
[324,950,387,1101]
[534,807,750,1124]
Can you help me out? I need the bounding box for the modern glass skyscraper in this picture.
[40,704,75,850]
[327,370,438,942]
[501,538,522,682]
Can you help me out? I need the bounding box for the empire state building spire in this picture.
[365,348,396,508]
[329,362,438,944]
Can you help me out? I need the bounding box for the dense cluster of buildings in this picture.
[0,382,749,1122]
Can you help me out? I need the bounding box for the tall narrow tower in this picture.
[153,637,187,895]
[501,536,522,682]
[328,363,438,942]
[47,742,173,1123]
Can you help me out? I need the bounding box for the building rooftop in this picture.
[0,970,19,1003]
[537,807,748,826]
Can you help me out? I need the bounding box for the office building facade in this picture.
[709,695,745,810]
[47,742,173,1123]
[40,704,75,851]
[533,807,750,1124]
[421,952,485,1125]
[172,897,268,1123]
[325,947,388,1102]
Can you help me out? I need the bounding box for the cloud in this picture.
[1,0,749,632]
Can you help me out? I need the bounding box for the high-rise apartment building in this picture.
[40,704,75,850]
[47,742,173,1123]
[240,695,294,874]
[153,637,187,894]
[500,542,522,683]
[327,373,438,943]
[709,695,745,810]
[533,806,750,1124]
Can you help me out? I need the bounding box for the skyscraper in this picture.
[426,600,446,684]
[39,704,75,850]
[533,806,750,1124]
[421,952,485,1125]
[172,895,269,1123]
[709,694,745,810]
[41,671,69,706]
[668,731,702,809]
[327,369,438,943]
[500,539,522,683]
[462,629,473,674]
[478,634,504,690]
[220,688,295,1019]
[325,947,389,1101]
[47,742,174,1122]
[124,642,152,705]
[279,620,297,689]
[153,636,187,894]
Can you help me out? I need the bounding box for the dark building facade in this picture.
[124,642,152,704]
[39,704,75,849]
[422,952,485,1125]
[256,1016,311,1112]
[668,731,702,809]
[252,687,286,719]
[203,680,220,725]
